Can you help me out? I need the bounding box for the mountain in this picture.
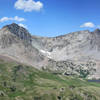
[32,29,100,61]
[0,23,100,79]
[0,23,48,68]
[1,23,100,100]
[32,29,100,79]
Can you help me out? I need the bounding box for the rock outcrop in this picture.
[0,23,100,79]
[0,23,48,68]
[32,29,100,79]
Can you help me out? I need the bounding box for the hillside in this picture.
[32,29,100,79]
[0,23,100,79]
[0,58,100,100]
[0,23,48,68]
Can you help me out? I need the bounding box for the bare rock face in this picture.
[32,29,100,79]
[0,23,100,79]
[32,30,100,61]
[0,23,47,68]
[2,23,32,43]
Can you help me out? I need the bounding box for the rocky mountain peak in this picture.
[2,23,32,43]
[0,23,100,79]
[3,23,21,31]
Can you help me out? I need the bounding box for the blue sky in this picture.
[0,0,100,37]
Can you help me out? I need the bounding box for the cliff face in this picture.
[32,29,100,79]
[32,30,100,61]
[0,23,100,79]
[0,23,47,68]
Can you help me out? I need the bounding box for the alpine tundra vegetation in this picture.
[0,23,100,100]
[1,0,100,100]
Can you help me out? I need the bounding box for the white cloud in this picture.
[14,16,25,22]
[80,22,95,28]
[14,0,43,12]
[0,17,12,22]
[0,16,25,23]
[18,23,27,28]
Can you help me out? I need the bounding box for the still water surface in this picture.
[88,80,100,83]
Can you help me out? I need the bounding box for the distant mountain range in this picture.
[0,23,100,79]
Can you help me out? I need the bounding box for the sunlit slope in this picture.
[0,59,100,100]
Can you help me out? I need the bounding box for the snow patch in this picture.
[40,50,52,58]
